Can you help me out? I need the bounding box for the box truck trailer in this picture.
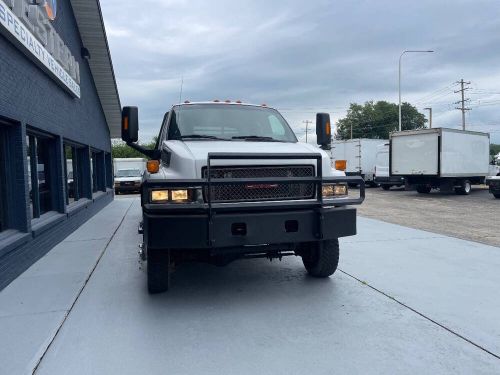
[331,139,387,186]
[390,128,490,195]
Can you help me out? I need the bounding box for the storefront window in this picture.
[64,143,83,205]
[26,133,54,218]
[0,130,6,231]
[90,150,105,195]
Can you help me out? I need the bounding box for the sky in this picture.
[100,0,500,144]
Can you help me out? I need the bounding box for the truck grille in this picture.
[203,165,315,203]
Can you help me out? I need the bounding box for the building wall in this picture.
[0,1,115,289]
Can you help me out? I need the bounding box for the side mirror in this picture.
[122,106,139,143]
[316,112,331,150]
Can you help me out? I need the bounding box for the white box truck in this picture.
[331,139,387,186]
[374,143,405,190]
[390,128,490,195]
[113,158,147,194]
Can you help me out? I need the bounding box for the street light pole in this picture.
[398,50,434,131]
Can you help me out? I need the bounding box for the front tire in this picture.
[147,249,171,294]
[455,180,472,195]
[301,239,339,278]
[416,185,431,194]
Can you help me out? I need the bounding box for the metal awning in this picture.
[70,0,121,138]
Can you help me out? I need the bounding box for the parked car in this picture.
[114,168,143,194]
[121,101,365,293]
[374,143,405,190]
[390,128,490,195]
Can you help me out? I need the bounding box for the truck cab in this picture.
[122,102,364,293]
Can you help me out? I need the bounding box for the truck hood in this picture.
[154,140,343,179]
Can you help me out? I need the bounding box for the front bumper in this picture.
[375,176,405,185]
[115,184,141,192]
[144,206,357,250]
[142,152,365,251]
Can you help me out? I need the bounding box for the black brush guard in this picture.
[142,153,365,249]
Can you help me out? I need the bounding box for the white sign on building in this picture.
[0,0,81,98]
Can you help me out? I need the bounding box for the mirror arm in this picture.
[126,142,161,160]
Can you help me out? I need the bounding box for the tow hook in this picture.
[138,243,146,261]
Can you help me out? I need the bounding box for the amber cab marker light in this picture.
[147,160,160,174]
[123,116,128,130]
[225,99,231,103]
[236,100,242,104]
[335,160,347,171]
[213,99,220,102]
[184,100,190,104]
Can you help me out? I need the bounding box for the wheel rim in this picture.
[465,182,471,193]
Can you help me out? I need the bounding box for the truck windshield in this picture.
[166,104,297,142]
[116,169,141,177]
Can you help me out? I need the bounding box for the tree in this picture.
[490,144,500,156]
[335,101,426,140]
[111,137,158,158]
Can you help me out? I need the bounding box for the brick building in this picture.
[0,0,120,289]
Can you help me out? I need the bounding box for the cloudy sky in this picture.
[100,0,500,143]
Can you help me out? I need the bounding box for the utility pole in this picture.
[350,123,353,139]
[424,107,432,128]
[302,120,312,143]
[454,79,471,130]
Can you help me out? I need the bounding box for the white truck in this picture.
[120,102,365,293]
[331,139,387,186]
[374,143,405,190]
[113,158,147,194]
[390,128,490,195]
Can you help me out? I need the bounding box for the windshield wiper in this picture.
[231,135,286,142]
[180,134,229,141]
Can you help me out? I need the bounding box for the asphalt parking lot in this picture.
[357,185,499,247]
[1,198,500,374]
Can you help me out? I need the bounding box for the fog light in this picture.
[151,190,169,202]
[171,189,188,201]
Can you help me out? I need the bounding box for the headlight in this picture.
[171,189,188,201]
[150,189,198,203]
[322,183,348,198]
[151,190,169,202]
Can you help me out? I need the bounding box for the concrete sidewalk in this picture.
[0,198,499,374]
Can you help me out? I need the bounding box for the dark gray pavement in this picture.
[1,198,499,374]
[357,186,499,247]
